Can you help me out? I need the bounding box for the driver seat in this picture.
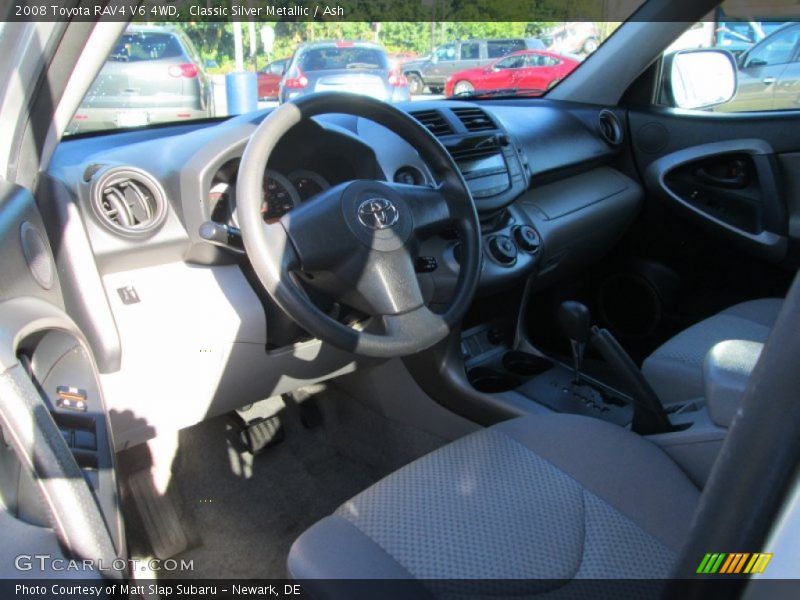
[288,413,700,593]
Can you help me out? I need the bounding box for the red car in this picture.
[445,50,580,97]
[257,58,288,100]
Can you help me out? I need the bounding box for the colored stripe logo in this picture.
[696,553,773,574]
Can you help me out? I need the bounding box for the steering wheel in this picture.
[236,93,481,357]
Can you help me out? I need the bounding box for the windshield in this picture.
[65,12,643,136]
[299,46,389,71]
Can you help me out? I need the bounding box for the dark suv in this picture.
[402,38,545,94]
[67,25,214,134]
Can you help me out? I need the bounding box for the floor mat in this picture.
[118,384,447,579]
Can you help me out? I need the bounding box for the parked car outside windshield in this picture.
[257,58,288,100]
[445,50,581,97]
[279,41,410,104]
[715,22,800,112]
[67,25,214,134]
[402,38,546,95]
[63,10,800,139]
[63,22,621,137]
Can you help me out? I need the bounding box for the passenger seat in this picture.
[642,298,782,406]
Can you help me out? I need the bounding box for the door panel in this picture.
[0,179,124,576]
[515,65,556,89]
[457,41,482,71]
[630,108,800,267]
[643,138,786,260]
[556,107,800,361]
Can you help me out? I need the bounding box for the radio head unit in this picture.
[446,134,526,203]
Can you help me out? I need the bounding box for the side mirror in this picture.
[665,49,737,110]
[744,57,768,68]
[431,54,439,64]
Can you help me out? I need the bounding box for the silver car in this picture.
[67,25,214,134]
[279,41,411,104]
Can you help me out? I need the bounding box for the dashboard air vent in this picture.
[410,110,453,136]
[449,138,501,162]
[90,167,167,237]
[598,109,624,147]
[452,107,496,132]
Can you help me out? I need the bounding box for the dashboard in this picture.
[47,99,644,318]
[45,99,643,447]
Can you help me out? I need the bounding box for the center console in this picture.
[409,105,547,304]
[445,131,526,205]
[409,104,529,213]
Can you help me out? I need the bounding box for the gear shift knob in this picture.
[558,301,592,384]
[558,301,591,344]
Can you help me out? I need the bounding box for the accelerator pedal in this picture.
[238,415,284,455]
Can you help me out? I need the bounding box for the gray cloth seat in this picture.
[288,413,700,595]
[642,298,782,406]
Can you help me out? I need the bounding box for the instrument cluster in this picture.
[207,159,330,226]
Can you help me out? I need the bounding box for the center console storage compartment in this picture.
[502,350,553,376]
[467,367,519,394]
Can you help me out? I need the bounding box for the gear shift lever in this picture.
[558,301,591,384]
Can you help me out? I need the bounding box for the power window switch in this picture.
[55,386,87,412]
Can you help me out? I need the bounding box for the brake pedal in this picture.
[298,397,324,429]
[238,415,284,455]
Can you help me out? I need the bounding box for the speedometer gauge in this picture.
[261,170,300,223]
[208,182,232,224]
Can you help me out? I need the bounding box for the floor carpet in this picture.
[118,384,447,579]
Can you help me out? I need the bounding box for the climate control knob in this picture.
[488,235,517,265]
[513,225,541,253]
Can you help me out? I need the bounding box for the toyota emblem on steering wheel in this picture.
[357,198,399,230]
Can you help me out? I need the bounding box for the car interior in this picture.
[1,0,800,597]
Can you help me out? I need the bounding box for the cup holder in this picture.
[467,367,519,394]
[502,351,554,377]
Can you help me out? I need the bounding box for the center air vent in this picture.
[90,167,167,237]
[410,110,453,136]
[452,107,496,132]
[598,109,624,147]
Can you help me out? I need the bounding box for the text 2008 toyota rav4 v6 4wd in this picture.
[1,1,799,599]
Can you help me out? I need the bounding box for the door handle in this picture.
[763,77,777,85]
[694,166,748,189]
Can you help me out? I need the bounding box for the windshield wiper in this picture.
[453,87,546,100]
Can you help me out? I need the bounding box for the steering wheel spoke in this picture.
[278,182,357,272]
[381,305,450,347]
[386,182,451,236]
[352,247,425,317]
